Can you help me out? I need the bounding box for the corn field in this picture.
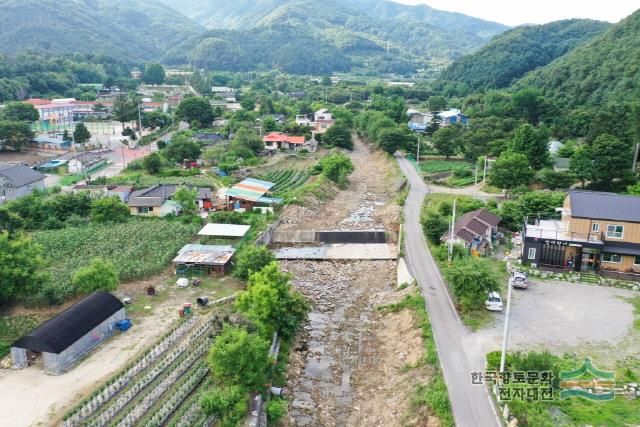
[32,219,200,285]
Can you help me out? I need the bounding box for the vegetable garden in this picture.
[261,168,311,196]
[63,314,225,427]
[420,160,476,188]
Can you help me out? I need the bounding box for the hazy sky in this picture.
[396,0,639,26]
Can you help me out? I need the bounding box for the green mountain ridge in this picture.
[0,0,205,61]
[515,9,640,108]
[162,0,506,75]
[159,0,508,39]
[439,19,611,91]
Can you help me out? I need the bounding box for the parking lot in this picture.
[474,279,639,360]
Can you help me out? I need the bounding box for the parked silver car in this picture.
[510,271,528,289]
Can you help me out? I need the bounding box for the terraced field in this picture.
[262,168,311,196]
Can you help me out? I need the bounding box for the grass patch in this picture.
[59,173,85,186]
[630,296,640,331]
[487,350,640,427]
[0,315,42,358]
[378,291,454,426]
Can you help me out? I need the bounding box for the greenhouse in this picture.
[11,292,126,375]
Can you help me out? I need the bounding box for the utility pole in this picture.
[137,101,144,149]
[633,142,639,173]
[416,135,421,165]
[474,162,479,199]
[482,155,488,187]
[448,199,456,263]
[499,279,514,375]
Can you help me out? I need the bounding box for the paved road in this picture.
[396,153,502,427]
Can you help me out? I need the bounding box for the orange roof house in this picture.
[262,132,307,150]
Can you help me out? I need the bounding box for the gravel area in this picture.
[474,279,639,360]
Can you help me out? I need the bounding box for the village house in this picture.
[263,132,306,151]
[0,163,46,203]
[67,153,108,175]
[127,184,214,216]
[441,208,501,254]
[295,108,336,134]
[407,108,469,132]
[256,114,286,125]
[130,68,142,79]
[522,190,640,281]
[224,178,280,211]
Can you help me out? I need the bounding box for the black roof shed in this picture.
[12,292,124,354]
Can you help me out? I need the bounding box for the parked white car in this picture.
[510,271,528,289]
[485,291,503,311]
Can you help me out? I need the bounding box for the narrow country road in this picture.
[396,153,502,427]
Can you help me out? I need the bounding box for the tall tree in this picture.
[173,186,199,216]
[377,126,416,155]
[142,62,166,85]
[175,96,214,127]
[511,87,548,125]
[432,125,463,159]
[489,151,534,197]
[322,121,353,150]
[509,124,550,170]
[0,232,49,304]
[428,96,447,112]
[569,146,593,188]
[1,102,39,122]
[73,123,91,145]
[589,133,633,190]
[111,93,136,130]
[0,121,33,150]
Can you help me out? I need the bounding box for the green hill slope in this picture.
[440,19,610,91]
[0,0,205,60]
[516,9,640,108]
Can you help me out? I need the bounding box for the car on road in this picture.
[485,291,503,311]
[510,271,528,289]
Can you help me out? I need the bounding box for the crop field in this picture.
[104,173,218,189]
[419,160,476,188]
[420,160,473,174]
[63,314,223,427]
[262,168,311,195]
[32,219,200,285]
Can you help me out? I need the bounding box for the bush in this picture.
[71,257,118,294]
[234,246,275,281]
[208,326,272,390]
[444,257,501,312]
[319,153,354,188]
[452,168,472,178]
[200,385,248,427]
[266,399,288,423]
[421,211,449,245]
[90,197,130,223]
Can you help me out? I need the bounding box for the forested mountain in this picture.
[162,0,507,75]
[0,0,205,60]
[160,0,508,39]
[439,19,610,91]
[516,9,640,108]
[0,53,137,101]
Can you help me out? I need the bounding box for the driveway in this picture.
[475,280,638,360]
